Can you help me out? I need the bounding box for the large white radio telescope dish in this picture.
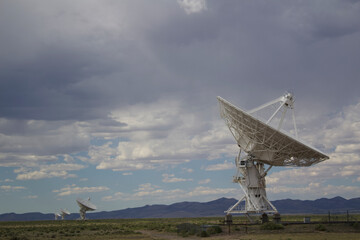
[76,197,97,220]
[217,93,329,220]
[217,95,328,166]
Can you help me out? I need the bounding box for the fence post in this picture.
[225,214,232,235]
[328,211,330,222]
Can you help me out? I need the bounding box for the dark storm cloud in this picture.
[0,118,90,155]
[0,0,160,120]
[147,0,360,113]
[0,46,107,120]
[0,0,359,121]
[0,1,185,120]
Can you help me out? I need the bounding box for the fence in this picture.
[226,210,360,225]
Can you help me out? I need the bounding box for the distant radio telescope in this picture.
[60,209,70,220]
[76,197,97,220]
[217,93,329,221]
[54,213,61,220]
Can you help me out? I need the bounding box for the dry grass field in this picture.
[0,215,359,240]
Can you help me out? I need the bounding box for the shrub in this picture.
[199,230,209,237]
[206,226,222,234]
[315,224,327,231]
[351,222,359,229]
[10,236,30,240]
[260,222,284,230]
[177,223,200,236]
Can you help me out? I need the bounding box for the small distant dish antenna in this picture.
[76,197,97,220]
[217,93,329,221]
[54,213,61,220]
[60,209,70,220]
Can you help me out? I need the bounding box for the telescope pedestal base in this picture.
[225,157,278,222]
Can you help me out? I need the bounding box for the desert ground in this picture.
[0,215,359,240]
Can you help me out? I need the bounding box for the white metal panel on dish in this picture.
[76,198,97,211]
[217,96,329,167]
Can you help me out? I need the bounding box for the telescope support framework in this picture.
[225,151,277,220]
[218,93,329,220]
[224,94,296,219]
[79,208,86,220]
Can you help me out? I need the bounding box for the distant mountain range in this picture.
[1,196,359,221]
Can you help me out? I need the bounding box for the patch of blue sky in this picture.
[90,137,129,147]
[0,167,16,182]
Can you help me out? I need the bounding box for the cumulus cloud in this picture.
[183,168,194,173]
[321,101,360,151]
[16,171,76,180]
[204,160,234,171]
[198,178,211,184]
[83,99,237,171]
[177,0,207,14]
[335,144,360,153]
[0,185,26,191]
[0,154,58,168]
[0,119,91,156]
[0,179,13,183]
[268,183,360,200]
[0,119,91,171]
[135,183,160,193]
[186,186,236,197]
[102,192,128,201]
[25,195,38,199]
[162,174,193,183]
[53,184,109,197]
[103,183,237,202]
[15,163,86,180]
[266,100,360,199]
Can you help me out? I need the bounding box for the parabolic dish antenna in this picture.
[60,209,70,220]
[54,213,61,220]
[217,93,329,220]
[76,197,97,220]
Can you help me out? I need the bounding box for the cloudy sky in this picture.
[1,0,360,214]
